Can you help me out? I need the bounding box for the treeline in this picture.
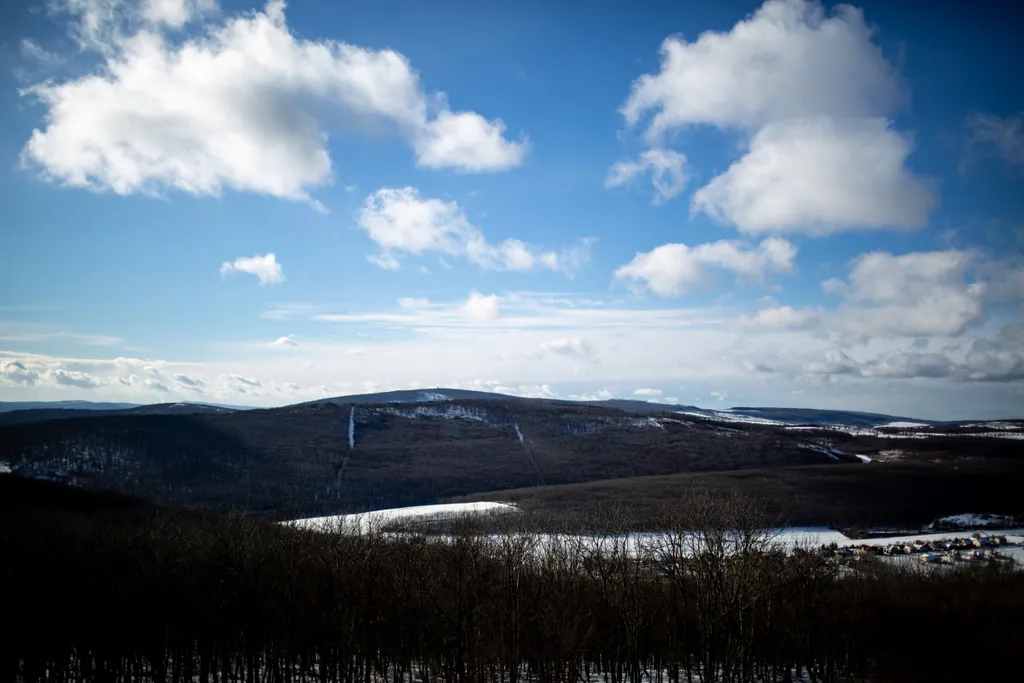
[2,489,1022,683]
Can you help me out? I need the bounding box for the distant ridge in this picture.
[0,402,246,427]
[2,391,1018,427]
[0,400,140,413]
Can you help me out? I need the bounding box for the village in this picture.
[812,532,1022,567]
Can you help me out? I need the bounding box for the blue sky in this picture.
[1,0,1022,419]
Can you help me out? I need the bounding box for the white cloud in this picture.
[614,237,796,296]
[965,112,1024,166]
[605,148,689,205]
[0,360,39,385]
[173,372,204,387]
[767,323,1024,384]
[270,335,297,348]
[736,304,818,330]
[738,250,993,340]
[710,391,728,402]
[691,118,936,235]
[461,291,500,322]
[398,297,430,309]
[826,250,986,337]
[620,0,932,236]
[413,110,528,172]
[0,331,123,346]
[357,187,590,273]
[22,1,525,206]
[622,0,901,135]
[633,387,663,396]
[568,388,614,401]
[49,368,101,388]
[536,336,594,359]
[220,253,285,286]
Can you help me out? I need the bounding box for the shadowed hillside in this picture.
[1,398,851,518]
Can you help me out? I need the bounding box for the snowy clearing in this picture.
[878,421,930,429]
[676,410,787,427]
[928,513,1018,529]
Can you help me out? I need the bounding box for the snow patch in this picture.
[855,454,872,463]
[676,410,787,426]
[418,392,452,402]
[513,423,524,444]
[378,403,491,423]
[878,421,930,429]
[0,461,11,474]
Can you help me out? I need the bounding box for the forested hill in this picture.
[0,398,851,519]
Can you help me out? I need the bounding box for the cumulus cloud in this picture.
[810,324,1024,383]
[21,1,526,207]
[739,249,993,339]
[413,110,528,172]
[825,250,986,337]
[622,0,900,133]
[619,0,932,234]
[965,112,1024,167]
[357,187,591,273]
[691,118,936,234]
[536,336,594,359]
[461,291,500,322]
[633,387,663,396]
[173,372,205,387]
[0,360,39,385]
[49,368,101,388]
[615,237,796,296]
[605,148,689,205]
[144,377,169,391]
[220,253,285,286]
[270,335,297,348]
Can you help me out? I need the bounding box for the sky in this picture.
[0,0,1022,420]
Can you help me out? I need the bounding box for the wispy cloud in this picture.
[0,331,123,346]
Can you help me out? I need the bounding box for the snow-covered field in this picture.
[287,502,519,533]
[280,505,1024,569]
